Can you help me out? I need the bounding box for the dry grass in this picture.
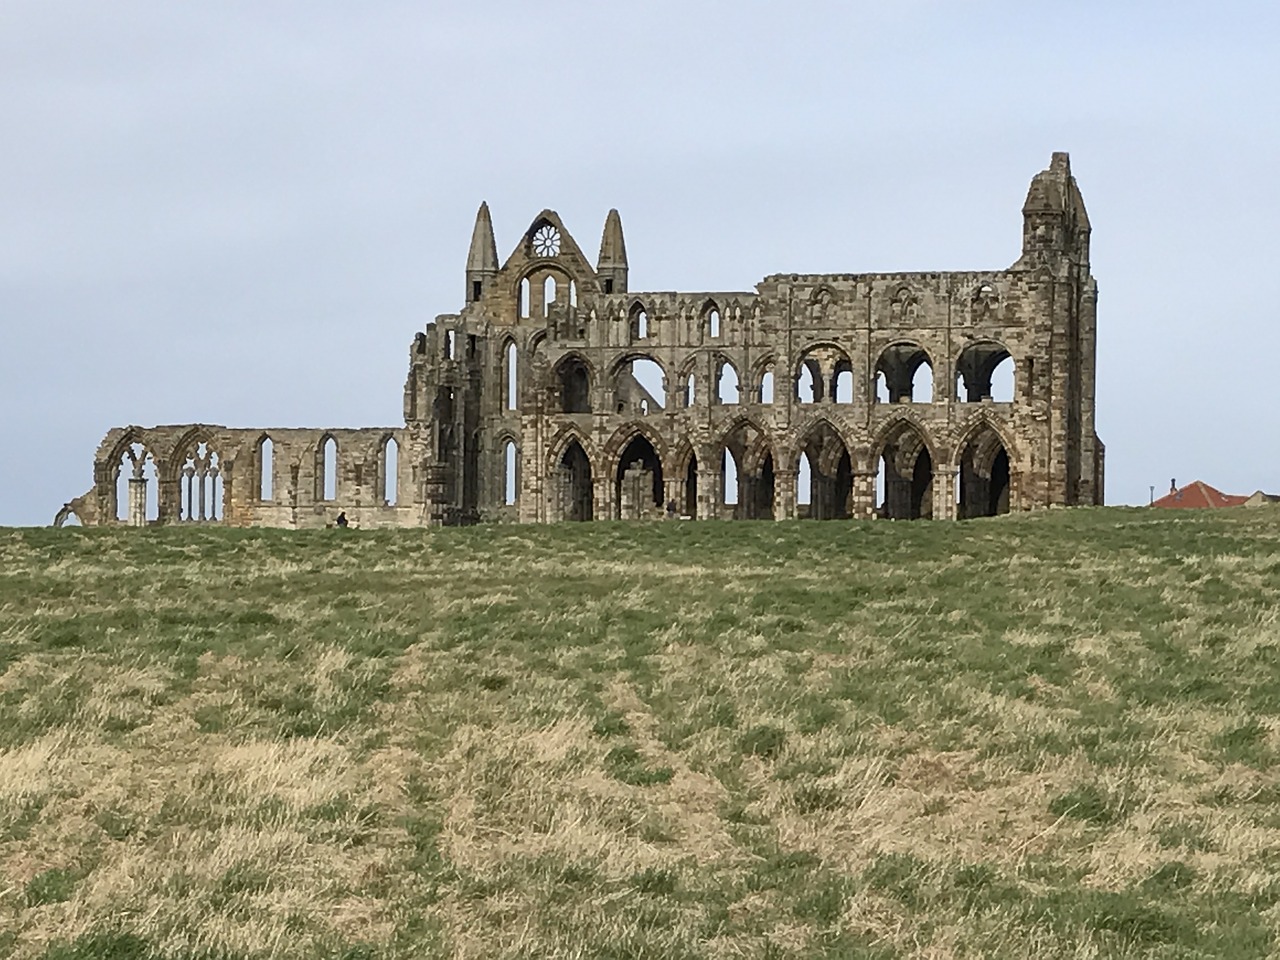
[2,507,1280,958]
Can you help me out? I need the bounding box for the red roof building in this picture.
[1151,480,1249,509]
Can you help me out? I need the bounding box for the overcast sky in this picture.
[2,1,1277,525]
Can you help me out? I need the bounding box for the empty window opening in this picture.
[760,370,774,404]
[558,439,593,521]
[504,440,518,505]
[604,278,614,294]
[180,442,223,522]
[876,345,932,403]
[558,357,592,413]
[798,452,813,506]
[258,436,274,501]
[629,304,649,340]
[709,308,721,338]
[721,449,739,506]
[615,357,665,414]
[505,341,518,410]
[833,368,854,404]
[445,330,456,360]
[383,436,399,505]
[520,278,530,318]
[796,360,822,403]
[570,280,578,308]
[472,279,482,301]
[543,276,557,318]
[615,434,664,519]
[956,342,1014,402]
[116,442,158,525]
[683,373,696,407]
[319,436,338,501]
[912,363,934,402]
[716,361,740,405]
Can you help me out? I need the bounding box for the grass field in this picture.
[2,507,1280,959]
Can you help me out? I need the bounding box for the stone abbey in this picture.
[61,153,1102,528]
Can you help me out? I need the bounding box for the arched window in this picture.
[116,442,158,525]
[956,342,1014,403]
[520,278,530,319]
[629,303,649,341]
[684,373,696,407]
[543,276,557,317]
[383,436,399,505]
[876,344,933,404]
[709,308,721,339]
[833,367,854,404]
[504,440,518,505]
[570,280,578,308]
[912,363,934,403]
[716,360,740,405]
[796,361,820,404]
[760,369,774,404]
[318,436,338,501]
[258,436,274,502]
[505,341,518,410]
[180,441,222,522]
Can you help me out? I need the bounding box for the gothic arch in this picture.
[545,425,598,476]
[951,412,1019,474]
[872,413,939,469]
[601,420,669,472]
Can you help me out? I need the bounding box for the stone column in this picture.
[128,477,147,527]
[850,470,877,520]
[933,467,958,521]
[776,467,798,520]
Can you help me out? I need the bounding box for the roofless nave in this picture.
[59,153,1103,528]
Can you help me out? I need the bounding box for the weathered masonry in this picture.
[61,153,1102,528]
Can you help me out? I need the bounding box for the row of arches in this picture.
[542,342,1016,416]
[540,416,1013,522]
[108,433,403,524]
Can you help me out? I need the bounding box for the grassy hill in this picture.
[2,508,1280,959]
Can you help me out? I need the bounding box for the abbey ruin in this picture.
[61,153,1102,528]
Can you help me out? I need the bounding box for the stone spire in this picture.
[596,208,628,295]
[465,201,499,303]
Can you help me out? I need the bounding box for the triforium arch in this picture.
[551,353,594,414]
[955,340,1015,403]
[609,352,666,416]
[954,416,1017,518]
[74,155,1101,527]
[794,342,852,405]
[874,416,937,520]
[875,341,935,404]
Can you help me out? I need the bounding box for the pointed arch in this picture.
[715,355,741,405]
[256,433,274,502]
[873,416,937,520]
[702,299,721,339]
[171,428,225,523]
[380,433,400,505]
[628,300,650,341]
[954,415,1016,518]
[609,353,667,413]
[503,337,519,410]
[316,434,338,502]
[797,419,852,520]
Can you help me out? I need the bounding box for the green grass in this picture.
[2,506,1280,958]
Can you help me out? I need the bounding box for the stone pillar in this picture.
[128,477,147,527]
[697,455,717,520]
[776,467,797,520]
[850,470,877,520]
[933,467,958,521]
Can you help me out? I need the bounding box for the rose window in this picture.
[531,224,561,257]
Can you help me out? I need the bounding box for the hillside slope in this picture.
[2,508,1280,959]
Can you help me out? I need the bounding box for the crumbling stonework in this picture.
[63,154,1102,528]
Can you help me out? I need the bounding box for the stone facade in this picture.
[62,153,1103,528]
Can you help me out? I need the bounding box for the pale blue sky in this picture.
[2,1,1278,524]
